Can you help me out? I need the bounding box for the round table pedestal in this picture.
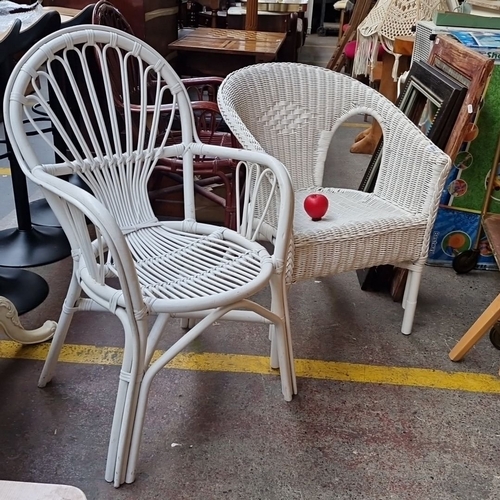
[0,268,49,315]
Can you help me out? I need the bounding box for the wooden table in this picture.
[169,27,286,77]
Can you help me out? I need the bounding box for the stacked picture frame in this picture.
[356,36,494,296]
[359,60,468,193]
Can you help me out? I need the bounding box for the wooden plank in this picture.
[171,38,229,49]
[193,27,284,42]
[225,39,283,55]
[171,27,284,76]
[169,28,285,56]
[393,35,414,57]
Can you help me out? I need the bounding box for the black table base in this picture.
[30,198,61,227]
[0,226,71,268]
[0,268,49,315]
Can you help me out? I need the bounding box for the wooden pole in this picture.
[245,0,258,31]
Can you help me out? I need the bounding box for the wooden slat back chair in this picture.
[218,63,452,335]
[93,0,240,228]
[326,0,375,72]
[4,26,295,487]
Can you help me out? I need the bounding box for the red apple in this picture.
[304,193,329,221]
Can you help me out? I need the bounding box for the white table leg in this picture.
[0,296,57,344]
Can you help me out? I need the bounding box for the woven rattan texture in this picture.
[218,62,451,301]
[292,188,427,281]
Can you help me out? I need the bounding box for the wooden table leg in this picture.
[449,293,500,361]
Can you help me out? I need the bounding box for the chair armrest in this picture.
[374,107,451,216]
[31,166,144,312]
[187,142,294,269]
[181,77,225,102]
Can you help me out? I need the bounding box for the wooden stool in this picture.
[449,293,500,361]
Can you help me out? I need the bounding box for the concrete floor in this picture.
[1,34,500,500]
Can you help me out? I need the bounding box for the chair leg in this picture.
[120,300,296,485]
[38,273,82,388]
[274,316,294,402]
[449,293,500,361]
[401,264,423,335]
[107,310,147,487]
[269,324,279,369]
[283,285,297,395]
[270,275,296,396]
[180,318,198,329]
[124,312,222,484]
[402,267,412,310]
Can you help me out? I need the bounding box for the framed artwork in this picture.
[359,60,468,193]
[428,34,494,160]
[357,36,493,296]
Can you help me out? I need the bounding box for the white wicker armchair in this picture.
[4,27,296,486]
[217,63,452,336]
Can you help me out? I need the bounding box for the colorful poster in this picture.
[427,207,497,270]
[449,66,500,214]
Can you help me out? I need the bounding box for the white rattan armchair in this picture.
[217,63,452,336]
[4,27,296,487]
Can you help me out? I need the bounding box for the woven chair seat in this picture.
[293,188,426,280]
[115,224,272,310]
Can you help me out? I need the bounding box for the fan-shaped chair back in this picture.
[6,26,198,275]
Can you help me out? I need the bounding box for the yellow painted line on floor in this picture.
[0,167,11,176]
[1,339,499,394]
